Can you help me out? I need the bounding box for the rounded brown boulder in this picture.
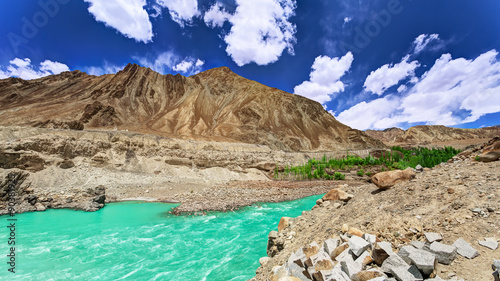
[371,169,416,189]
[322,188,353,202]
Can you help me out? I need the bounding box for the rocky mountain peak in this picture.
[0,65,385,151]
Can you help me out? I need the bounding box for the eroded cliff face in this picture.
[366,125,500,147]
[0,65,384,151]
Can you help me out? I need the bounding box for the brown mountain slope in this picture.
[0,64,384,151]
[366,125,500,147]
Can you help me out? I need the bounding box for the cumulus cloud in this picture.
[336,50,500,130]
[134,52,204,75]
[203,2,231,28]
[294,52,354,104]
[413,34,440,54]
[0,58,70,80]
[84,0,153,43]
[156,0,199,27]
[363,55,420,95]
[336,96,400,130]
[214,0,297,66]
[173,58,204,74]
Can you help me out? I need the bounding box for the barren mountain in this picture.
[0,65,384,151]
[366,125,500,148]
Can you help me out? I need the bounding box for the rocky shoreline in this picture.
[252,157,500,281]
[0,171,107,215]
[169,180,363,215]
[0,170,364,216]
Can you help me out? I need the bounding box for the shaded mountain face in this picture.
[0,64,385,151]
[366,125,500,146]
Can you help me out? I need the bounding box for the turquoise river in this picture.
[0,194,322,280]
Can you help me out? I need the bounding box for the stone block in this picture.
[397,245,436,276]
[288,248,307,268]
[381,254,409,274]
[452,238,480,259]
[340,259,362,278]
[389,265,423,281]
[335,248,354,263]
[349,235,370,257]
[362,233,377,248]
[287,262,312,281]
[305,250,334,271]
[372,242,393,266]
[270,265,288,281]
[331,242,349,260]
[410,240,427,250]
[478,240,498,250]
[493,260,500,271]
[428,241,457,265]
[303,241,320,258]
[313,268,350,281]
[323,238,341,257]
[355,250,373,266]
[424,232,443,243]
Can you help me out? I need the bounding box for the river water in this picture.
[0,194,322,280]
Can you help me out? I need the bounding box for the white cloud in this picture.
[0,58,70,80]
[343,17,352,24]
[397,85,407,93]
[413,33,440,54]
[363,55,420,95]
[204,2,231,28]
[85,62,124,76]
[40,60,70,74]
[399,50,500,124]
[337,50,500,130]
[336,96,400,130]
[173,58,204,74]
[156,0,199,27]
[84,0,153,43]
[134,52,204,75]
[294,52,354,104]
[134,51,178,74]
[0,70,8,79]
[222,0,297,66]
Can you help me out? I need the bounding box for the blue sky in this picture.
[0,0,499,130]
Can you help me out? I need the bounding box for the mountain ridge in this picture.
[365,125,500,147]
[0,64,385,151]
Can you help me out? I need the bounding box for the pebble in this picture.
[341,224,349,233]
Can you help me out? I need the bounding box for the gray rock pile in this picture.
[266,227,495,281]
